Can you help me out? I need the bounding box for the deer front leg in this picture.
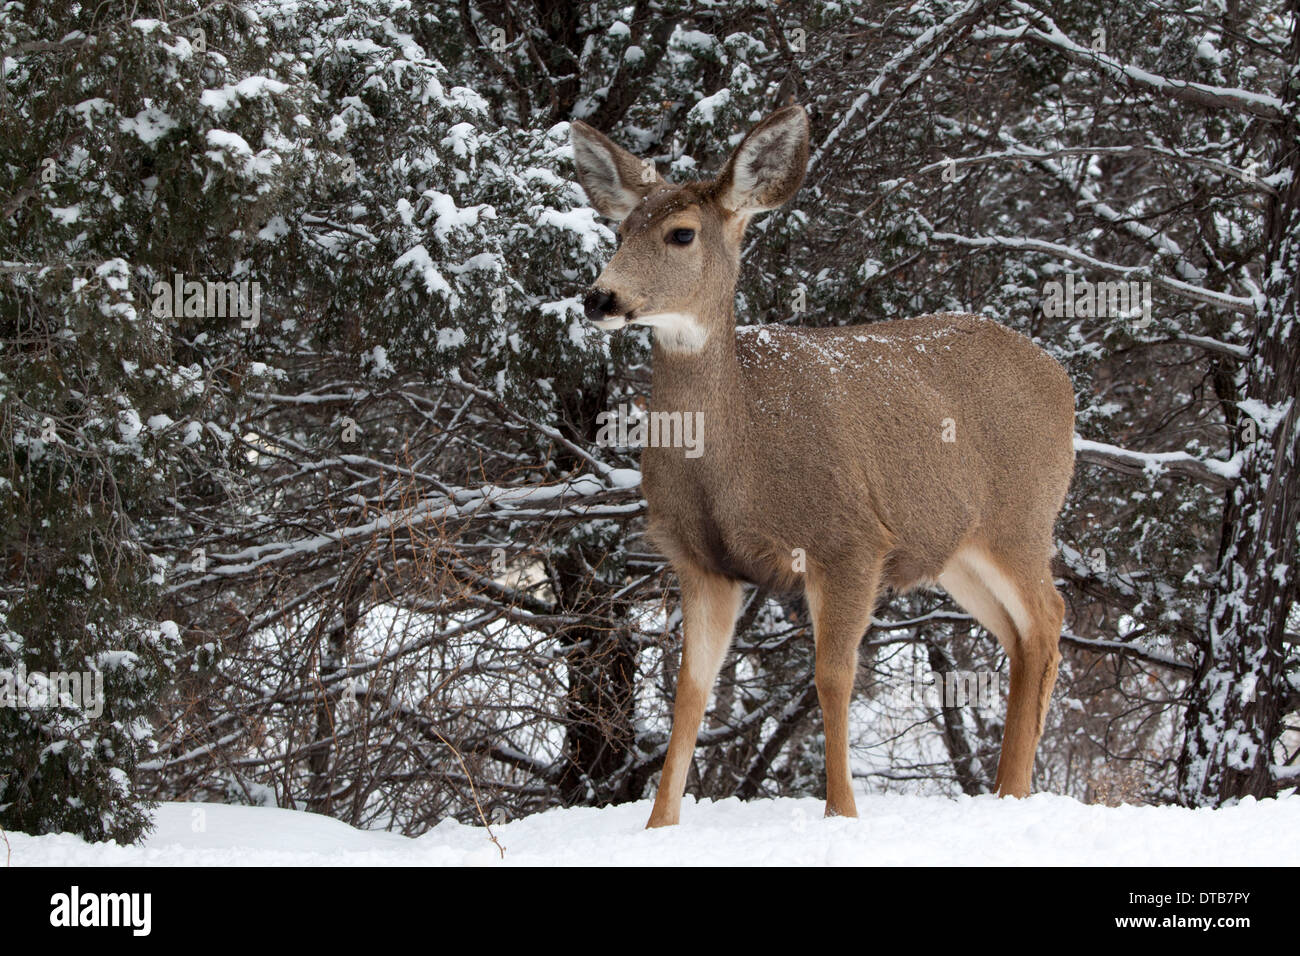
[806,563,881,818]
[646,566,743,829]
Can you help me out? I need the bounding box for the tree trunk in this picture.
[551,375,638,806]
[554,585,637,805]
[1177,4,1300,804]
[927,633,993,796]
[307,568,367,814]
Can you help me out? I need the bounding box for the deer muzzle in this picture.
[582,288,628,329]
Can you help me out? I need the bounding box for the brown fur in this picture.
[570,106,1076,827]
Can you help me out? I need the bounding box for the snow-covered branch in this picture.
[1073,435,1240,490]
[932,231,1257,315]
[977,3,1283,121]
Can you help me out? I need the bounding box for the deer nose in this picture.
[583,288,619,321]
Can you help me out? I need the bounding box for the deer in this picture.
[568,105,1076,828]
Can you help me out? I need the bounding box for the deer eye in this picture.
[668,228,695,245]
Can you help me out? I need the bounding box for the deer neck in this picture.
[648,301,744,456]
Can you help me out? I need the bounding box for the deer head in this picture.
[570,105,810,352]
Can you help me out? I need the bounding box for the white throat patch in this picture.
[631,312,708,352]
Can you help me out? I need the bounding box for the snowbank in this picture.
[7,792,1298,866]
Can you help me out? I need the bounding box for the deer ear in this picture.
[570,121,661,221]
[715,105,809,213]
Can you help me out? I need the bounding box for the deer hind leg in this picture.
[806,562,881,818]
[938,547,1063,798]
[646,564,743,829]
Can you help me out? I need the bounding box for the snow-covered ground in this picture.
[7,792,1298,866]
